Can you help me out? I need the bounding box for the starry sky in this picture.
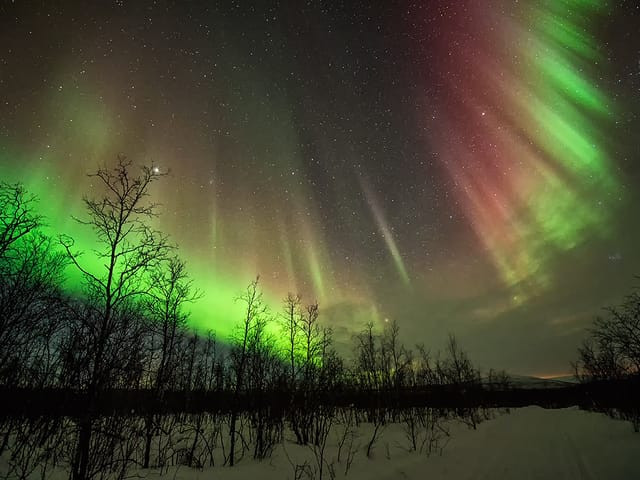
[1,0,639,376]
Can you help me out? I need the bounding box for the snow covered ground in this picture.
[2,407,638,479]
[144,407,640,480]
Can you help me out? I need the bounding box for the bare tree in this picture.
[228,277,268,466]
[574,289,640,381]
[380,319,412,390]
[437,335,482,429]
[147,256,200,390]
[352,323,388,458]
[437,334,480,387]
[413,343,439,387]
[140,256,200,468]
[573,287,640,431]
[281,293,302,389]
[300,302,322,381]
[0,183,68,387]
[354,322,380,391]
[60,156,171,480]
[0,182,42,260]
[0,233,68,387]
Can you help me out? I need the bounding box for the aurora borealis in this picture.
[0,0,638,376]
[421,0,621,299]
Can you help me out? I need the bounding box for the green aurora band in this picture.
[0,0,632,366]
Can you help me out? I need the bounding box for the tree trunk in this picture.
[73,415,92,480]
[142,414,154,468]
[228,409,238,466]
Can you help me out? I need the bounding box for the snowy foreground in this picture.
[139,407,639,480]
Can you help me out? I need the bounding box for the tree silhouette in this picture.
[281,293,302,389]
[575,287,640,381]
[60,157,171,480]
[0,182,42,259]
[228,277,269,466]
[0,183,67,387]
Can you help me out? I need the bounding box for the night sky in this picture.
[1,0,639,376]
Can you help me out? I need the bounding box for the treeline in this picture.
[0,159,500,479]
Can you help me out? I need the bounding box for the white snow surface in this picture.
[141,406,640,480]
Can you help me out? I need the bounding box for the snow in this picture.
[2,407,638,479]
[140,407,640,480]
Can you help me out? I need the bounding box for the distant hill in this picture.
[483,374,579,389]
